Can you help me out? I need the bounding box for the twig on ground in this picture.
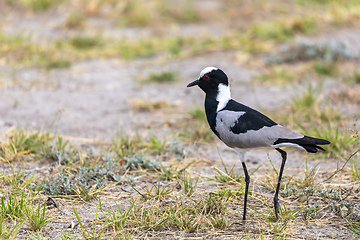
[322,149,360,183]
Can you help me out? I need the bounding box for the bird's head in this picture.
[187,67,229,93]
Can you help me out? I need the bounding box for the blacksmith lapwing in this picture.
[187,67,330,222]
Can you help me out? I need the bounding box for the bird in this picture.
[187,67,330,223]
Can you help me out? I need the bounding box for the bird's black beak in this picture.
[187,79,200,87]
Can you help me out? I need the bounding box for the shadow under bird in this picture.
[187,67,330,223]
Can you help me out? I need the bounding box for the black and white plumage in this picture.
[187,67,330,222]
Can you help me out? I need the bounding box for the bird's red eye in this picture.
[204,75,209,80]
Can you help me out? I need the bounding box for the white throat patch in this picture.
[216,83,231,112]
[199,66,218,78]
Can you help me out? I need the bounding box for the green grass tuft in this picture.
[250,17,315,41]
[0,213,24,239]
[180,108,214,143]
[188,108,207,120]
[144,71,177,84]
[69,36,102,50]
[298,124,359,157]
[65,12,85,29]
[0,128,52,162]
[22,0,65,11]
[313,61,338,76]
[45,58,71,69]
[351,162,360,181]
[178,172,199,197]
[74,203,106,239]
[25,200,50,232]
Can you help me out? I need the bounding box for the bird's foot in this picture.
[274,197,280,220]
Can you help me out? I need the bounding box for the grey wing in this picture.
[215,110,304,149]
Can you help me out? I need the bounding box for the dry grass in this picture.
[0,128,359,239]
[129,99,174,113]
[2,0,360,68]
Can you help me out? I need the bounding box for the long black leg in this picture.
[274,148,287,219]
[241,161,250,223]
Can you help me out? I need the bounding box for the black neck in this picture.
[204,90,220,138]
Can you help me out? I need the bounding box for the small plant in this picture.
[188,108,206,120]
[302,204,321,221]
[180,107,214,142]
[213,185,244,201]
[206,214,229,230]
[178,172,199,197]
[345,214,360,235]
[131,206,168,231]
[213,166,242,184]
[110,132,144,160]
[60,231,77,240]
[111,131,179,161]
[294,159,320,188]
[45,58,71,69]
[266,38,356,63]
[113,231,133,240]
[124,154,160,170]
[284,84,342,129]
[38,156,123,198]
[44,136,77,165]
[260,154,284,193]
[0,128,52,161]
[1,192,32,219]
[73,185,104,202]
[290,84,322,114]
[104,200,136,231]
[0,214,24,239]
[250,17,315,41]
[132,183,172,200]
[299,125,359,157]
[252,201,295,237]
[210,159,243,184]
[256,67,294,85]
[180,123,214,142]
[1,161,36,193]
[173,0,199,23]
[144,133,167,153]
[37,173,73,196]
[22,0,64,11]
[74,203,106,240]
[0,143,18,162]
[129,99,171,112]
[262,201,301,222]
[65,12,85,29]
[351,162,360,181]
[25,200,50,232]
[157,160,195,180]
[118,0,200,26]
[313,61,337,76]
[38,156,124,198]
[164,139,187,160]
[168,203,201,233]
[352,71,360,83]
[267,219,290,239]
[69,36,101,50]
[144,71,177,83]
[12,128,52,153]
[198,193,228,215]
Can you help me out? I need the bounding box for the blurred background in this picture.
[0,0,359,155]
[0,1,360,239]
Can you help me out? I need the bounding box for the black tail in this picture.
[274,136,330,153]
